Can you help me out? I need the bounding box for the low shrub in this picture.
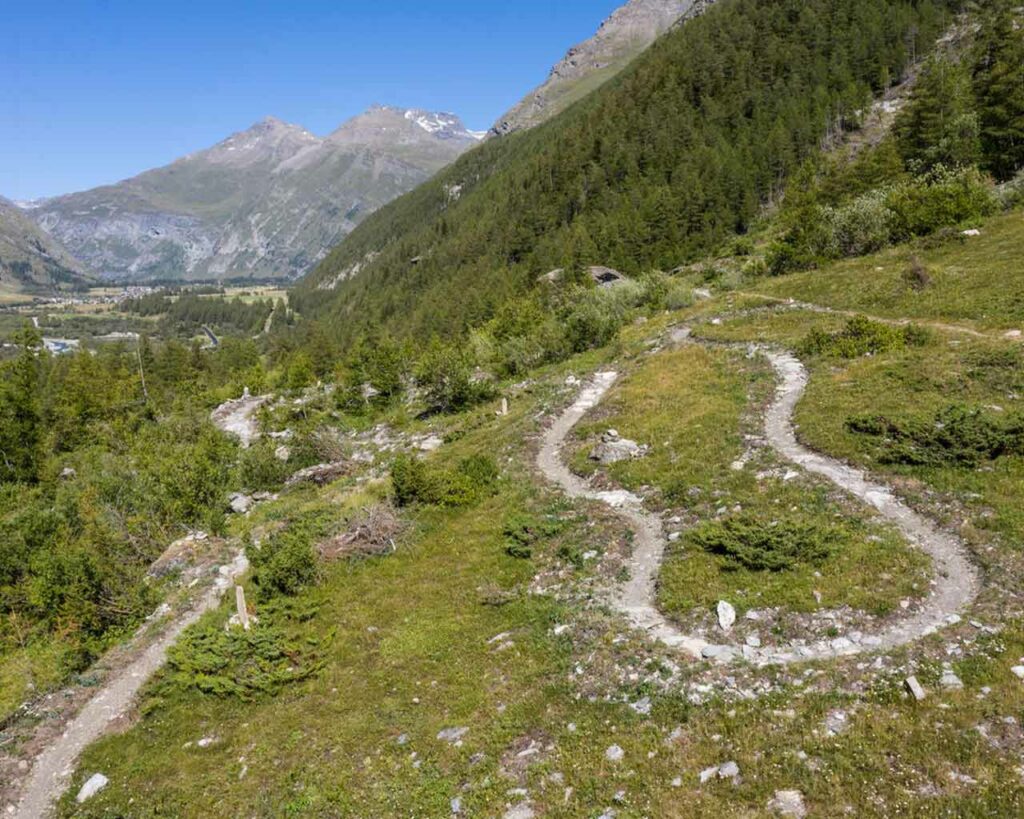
[391,453,500,508]
[846,404,1024,467]
[163,608,330,700]
[247,518,327,599]
[502,512,566,559]
[799,316,931,358]
[687,514,836,572]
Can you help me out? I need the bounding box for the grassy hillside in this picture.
[48,211,1024,817]
[293,0,958,343]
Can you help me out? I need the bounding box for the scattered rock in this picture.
[590,430,647,464]
[59,466,77,480]
[285,461,349,487]
[76,773,109,803]
[700,766,719,784]
[961,229,981,237]
[437,727,469,744]
[503,803,535,819]
[630,697,652,716]
[274,445,291,462]
[905,676,927,701]
[228,493,254,515]
[940,669,964,690]
[718,761,740,781]
[825,710,849,736]
[767,789,807,818]
[717,601,736,632]
[1011,665,1024,681]
[605,744,625,762]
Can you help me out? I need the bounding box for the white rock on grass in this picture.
[1011,665,1024,680]
[437,727,469,744]
[717,601,736,632]
[76,773,109,803]
[767,789,807,818]
[940,669,964,690]
[605,744,625,762]
[718,761,740,781]
[905,676,927,701]
[699,766,720,783]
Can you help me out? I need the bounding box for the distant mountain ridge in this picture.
[490,0,713,136]
[0,196,88,297]
[27,106,482,282]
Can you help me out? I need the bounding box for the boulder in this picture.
[590,430,647,465]
[285,461,349,487]
[904,676,927,701]
[717,600,737,632]
[76,773,109,803]
[228,493,254,515]
[767,790,807,818]
[437,726,469,744]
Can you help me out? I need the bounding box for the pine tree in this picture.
[972,0,1024,180]
[895,55,981,172]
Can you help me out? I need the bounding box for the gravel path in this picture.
[11,396,263,817]
[13,553,248,819]
[538,337,980,665]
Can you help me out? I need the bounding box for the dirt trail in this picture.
[12,553,247,819]
[736,291,1022,342]
[10,395,266,817]
[538,334,980,665]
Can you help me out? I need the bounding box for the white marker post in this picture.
[235,585,250,631]
[500,397,509,416]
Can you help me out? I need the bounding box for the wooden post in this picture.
[235,585,250,631]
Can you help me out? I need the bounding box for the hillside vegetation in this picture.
[294,0,957,341]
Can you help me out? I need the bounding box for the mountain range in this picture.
[8,0,704,290]
[24,107,483,283]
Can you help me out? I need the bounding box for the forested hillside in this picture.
[294,0,959,342]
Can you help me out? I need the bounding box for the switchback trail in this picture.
[538,330,980,665]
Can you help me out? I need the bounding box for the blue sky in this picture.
[1,0,622,200]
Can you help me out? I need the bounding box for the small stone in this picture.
[905,676,927,701]
[451,797,462,814]
[745,634,762,648]
[76,773,109,804]
[671,777,683,787]
[825,711,849,736]
[940,670,964,690]
[699,766,720,783]
[717,601,736,632]
[767,789,807,818]
[1011,666,1024,680]
[630,697,652,715]
[437,727,469,744]
[718,761,740,780]
[605,745,625,762]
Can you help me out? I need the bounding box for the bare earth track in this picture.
[538,328,981,665]
[9,394,263,818]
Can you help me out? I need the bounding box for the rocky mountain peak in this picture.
[491,0,711,136]
[327,105,483,147]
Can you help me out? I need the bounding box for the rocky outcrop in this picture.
[490,0,714,136]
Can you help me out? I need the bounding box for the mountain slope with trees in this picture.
[294,0,961,344]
